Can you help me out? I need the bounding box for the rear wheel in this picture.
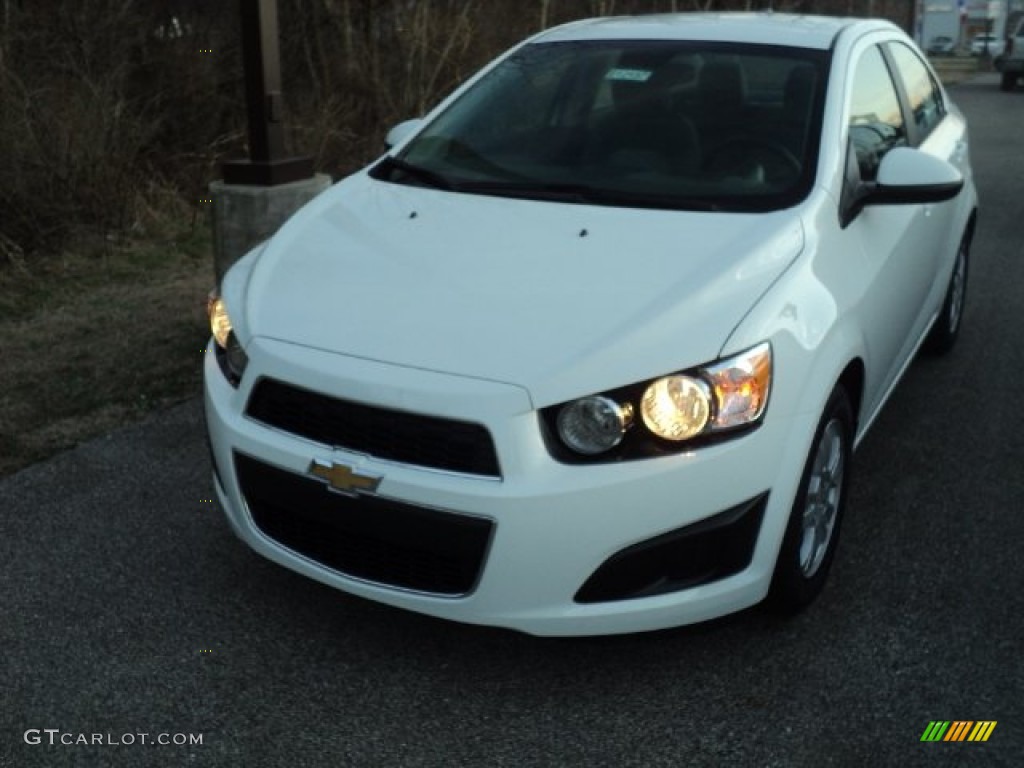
[924,230,969,355]
[1001,71,1016,91]
[767,385,854,615]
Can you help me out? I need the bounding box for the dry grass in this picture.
[0,224,213,477]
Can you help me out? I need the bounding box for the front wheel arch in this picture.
[766,384,855,615]
[923,218,975,355]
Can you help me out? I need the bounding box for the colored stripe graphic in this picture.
[920,721,997,742]
[944,721,973,741]
[968,722,997,742]
[921,722,950,741]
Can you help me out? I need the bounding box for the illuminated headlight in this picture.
[208,294,233,349]
[557,396,634,455]
[544,342,772,460]
[642,342,772,439]
[207,291,248,386]
[640,375,711,441]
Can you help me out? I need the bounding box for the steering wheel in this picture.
[703,137,802,182]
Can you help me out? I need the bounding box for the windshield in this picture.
[375,40,830,212]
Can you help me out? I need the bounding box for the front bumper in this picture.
[204,337,817,636]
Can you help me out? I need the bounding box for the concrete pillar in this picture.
[209,173,331,283]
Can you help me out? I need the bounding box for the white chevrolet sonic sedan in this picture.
[204,14,976,635]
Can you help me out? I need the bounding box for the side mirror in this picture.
[384,118,425,149]
[872,147,964,204]
[840,145,963,228]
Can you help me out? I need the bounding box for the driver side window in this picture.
[888,42,945,141]
[848,46,906,181]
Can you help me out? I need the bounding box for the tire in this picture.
[1001,71,1016,91]
[923,229,969,355]
[767,385,854,615]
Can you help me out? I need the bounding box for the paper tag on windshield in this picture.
[606,68,652,82]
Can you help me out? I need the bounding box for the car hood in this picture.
[239,174,803,406]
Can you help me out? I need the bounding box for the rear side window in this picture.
[848,45,906,181]
[887,42,946,141]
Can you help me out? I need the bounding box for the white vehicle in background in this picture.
[205,13,977,636]
[926,35,956,56]
[970,33,1004,56]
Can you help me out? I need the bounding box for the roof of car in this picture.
[536,13,893,50]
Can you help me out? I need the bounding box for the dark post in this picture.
[222,0,313,186]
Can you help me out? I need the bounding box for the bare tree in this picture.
[0,0,922,259]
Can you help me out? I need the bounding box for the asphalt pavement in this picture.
[2,73,1022,768]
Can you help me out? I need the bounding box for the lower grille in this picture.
[235,453,493,596]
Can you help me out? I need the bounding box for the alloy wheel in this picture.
[799,418,845,578]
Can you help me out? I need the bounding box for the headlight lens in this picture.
[544,342,772,460]
[207,290,248,386]
[208,294,233,349]
[640,375,711,441]
[556,396,634,455]
[223,331,249,380]
[705,342,772,430]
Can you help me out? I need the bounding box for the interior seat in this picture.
[777,63,817,158]
[694,58,749,155]
[587,59,700,177]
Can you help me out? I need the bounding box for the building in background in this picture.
[920,1,961,47]
[965,0,1010,38]
[920,0,1024,51]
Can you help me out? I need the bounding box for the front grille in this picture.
[235,453,493,596]
[246,378,500,477]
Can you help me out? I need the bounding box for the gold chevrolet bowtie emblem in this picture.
[309,460,382,496]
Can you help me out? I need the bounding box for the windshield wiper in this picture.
[457,181,600,202]
[372,156,456,191]
[373,166,724,212]
[457,181,721,211]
